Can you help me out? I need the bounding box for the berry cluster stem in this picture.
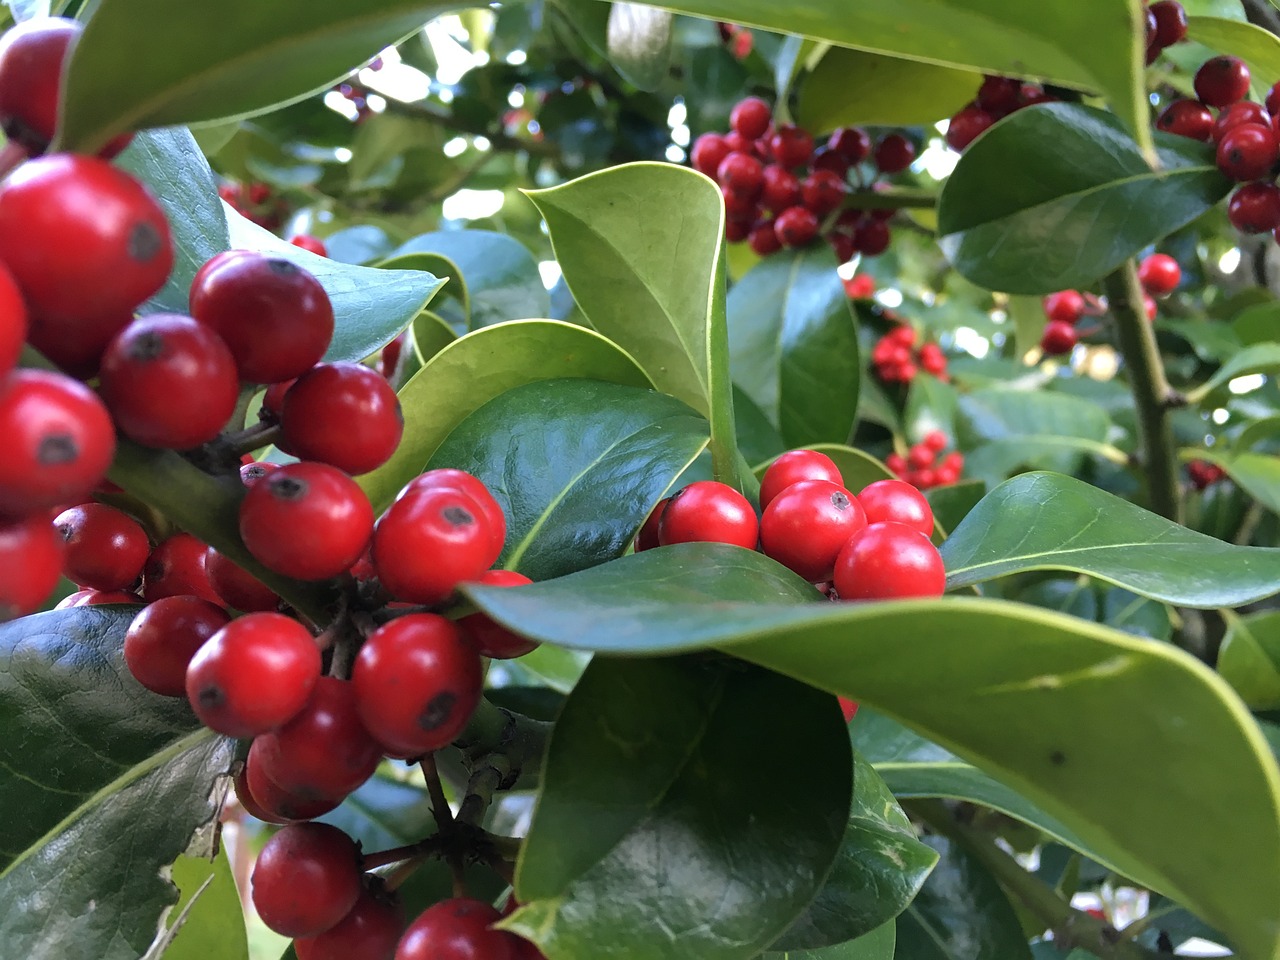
[1101,261,1183,523]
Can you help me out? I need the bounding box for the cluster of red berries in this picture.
[715,22,754,60]
[1038,253,1180,356]
[217,179,291,232]
[870,324,948,384]
[885,431,964,490]
[1187,459,1227,490]
[945,76,1058,152]
[637,450,946,600]
[690,96,915,261]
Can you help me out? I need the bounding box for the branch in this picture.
[454,697,552,794]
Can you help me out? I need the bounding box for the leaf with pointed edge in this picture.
[164,848,248,960]
[360,320,652,511]
[941,471,1280,607]
[380,251,470,328]
[797,48,978,130]
[429,378,709,581]
[1186,343,1280,404]
[766,921,895,960]
[557,0,674,91]
[1219,611,1280,711]
[463,544,1280,960]
[505,656,851,960]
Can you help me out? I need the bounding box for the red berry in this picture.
[53,502,149,591]
[375,486,496,604]
[828,126,871,163]
[459,569,538,659]
[1138,254,1181,296]
[810,146,850,177]
[1156,99,1214,141]
[635,497,669,552]
[769,125,814,168]
[946,104,996,151]
[856,479,935,536]
[716,152,764,197]
[280,363,404,475]
[1195,55,1251,108]
[800,169,847,216]
[749,219,783,255]
[907,445,935,470]
[99,314,239,449]
[123,596,231,697]
[725,214,753,243]
[1151,1,1188,47]
[1216,122,1277,181]
[0,515,63,619]
[0,260,25,378]
[241,461,281,488]
[396,898,518,960]
[828,231,857,264]
[289,234,328,257]
[923,430,948,453]
[252,823,363,938]
[774,206,819,248]
[691,133,731,177]
[1040,319,1079,355]
[186,612,321,738]
[206,546,280,612]
[760,449,843,508]
[352,614,483,757]
[1214,101,1270,142]
[885,453,907,474]
[976,76,1022,116]
[143,533,221,604]
[1228,181,1280,233]
[722,131,755,155]
[722,186,759,219]
[760,164,802,212]
[260,378,294,424]
[730,96,772,140]
[658,481,758,549]
[399,469,507,560]
[839,696,860,722]
[1268,82,1280,117]
[190,252,335,384]
[1144,294,1158,322]
[889,326,917,347]
[853,218,891,255]
[873,133,915,173]
[0,369,115,519]
[242,740,341,823]
[760,479,867,582]
[1043,290,1085,324]
[832,522,946,600]
[295,884,404,960]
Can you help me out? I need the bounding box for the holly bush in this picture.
[3,0,1280,959]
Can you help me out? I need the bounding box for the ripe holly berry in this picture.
[0,155,171,371]
[0,261,24,378]
[99,314,239,449]
[976,76,1022,116]
[829,230,857,264]
[1043,290,1085,325]
[0,515,63,619]
[1150,1,1188,47]
[828,126,871,163]
[1156,99,1214,141]
[396,898,518,960]
[190,252,335,383]
[730,97,772,140]
[873,133,915,173]
[760,449,843,508]
[352,613,483,757]
[760,480,867,582]
[761,164,802,212]
[853,218,891,256]
[810,146,849,177]
[186,612,321,738]
[856,479,935,536]
[57,588,142,607]
[722,186,760,219]
[241,463,374,581]
[946,104,995,151]
[289,234,328,257]
[0,369,115,519]
[770,125,814,168]
[716,152,764,197]
[1040,319,1079,355]
[774,206,819,248]
[206,546,279,612]
[123,596,231,697]
[375,486,497,604]
[748,219,783,255]
[1213,101,1269,142]
[832,522,946,600]
[635,497,670,552]
[143,533,221,603]
[691,133,731,177]
[295,884,404,960]
[399,469,507,560]
[255,677,383,801]
[801,169,847,216]
[459,569,538,659]
[1228,181,1280,233]
[1194,55,1250,108]
[1216,123,1277,181]
[1138,254,1181,296]
[658,481,758,549]
[54,502,149,591]
[252,823,363,938]
[242,740,341,823]
[279,363,404,475]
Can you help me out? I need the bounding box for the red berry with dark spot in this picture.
[722,186,759,219]
[1216,123,1278,181]
[769,125,814,168]
[243,740,342,823]
[1138,253,1182,296]
[658,481,758,549]
[1043,290,1085,324]
[352,613,483,758]
[123,596,231,697]
[946,104,995,151]
[774,206,819,248]
[296,884,404,960]
[828,126,871,163]
[54,502,149,591]
[395,898,519,960]
[375,485,497,604]
[0,515,63,619]
[459,569,538,659]
[761,164,802,212]
[399,469,506,561]
[760,449,844,508]
[1228,181,1280,233]
[635,497,670,551]
[856,479,935,536]
[716,152,764,197]
[730,96,772,140]
[1195,55,1250,108]
[1040,320,1079,355]
[252,823,363,938]
[810,146,850,177]
[873,133,915,173]
[143,532,221,604]
[832,521,946,600]
[760,479,867,582]
[280,363,404,475]
[1156,99,1214,141]
[801,169,847,216]
[691,133,731,177]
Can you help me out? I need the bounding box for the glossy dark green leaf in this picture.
[390,231,549,329]
[506,657,851,960]
[429,378,709,581]
[895,837,1032,960]
[797,48,977,130]
[58,0,466,153]
[772,753,937,950]
[165,849,249,960]
[1233,301,1280,346]
[0,608,232,960]
[411,310,458,368]
[938,104,1231,294]
[734,385,787,467]
[925,480,985,535]
[728,247,860,448]
[381,251,470,326]
[1219,611,1280,711]
[361,320,652,511]
[464,544,1280,960]
[941,471,1280,607]
[767,922,895,960]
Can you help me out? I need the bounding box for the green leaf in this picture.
[464,544,1280,960]
[797,48,978,130]
[556,0,674,91]
[165,849,249,960]
[772,752,937,950]
[1196,450,1280,516]
[360,320,652,511]
[1186,343,1280,404]
[925,480,985,535]
[728,247,860,449]
[1219,611,1280,711]
[734,385,787,467]
[390,231,549,330]
[380,251,470,329]
[767,921,895,960]
[895,837,1033,960]
[0,608,231,960]
[58,0,466,153]
[223,207,444,366]
[1234,301,1280,346]
[1187,16,1280,98]
[506,657,851,960]
[938,104,1231,294]
[429,378,709,581]
[942,471,1280,607]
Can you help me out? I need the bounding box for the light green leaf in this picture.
[797,49,978,130]
[163,849,248,960]
[1219,611,1280,711]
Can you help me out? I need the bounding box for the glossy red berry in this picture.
[1156,99,1214,141]
[976,76,1022,116]
[761,164,802,212]
[206,546,280,612]
[748,219,783,255]
[54,502,149,591]
[395,898,518,960]
[123,596,231,697]
[873,133,915,173]
[810,146,850,177]
[946,104,996,151]
[400,469,507,559]
[186,612,320,738]
[635,497,670,552]
[459,569,538,659]
[0,515,63,619]
[690,133,731,177]
[279,363,404,475]
[658,481,758,549]
[1195,55,1250,108]
[0,260,25,378]
[99,314,239,449]
[190,252,334,383]
[56,588,141,607]
[1150,1,1188,47]
[1216,123,1278,181]
[252,823,363,938]
[760,480,867,582]
[295,884,404,960]
[716,152,764,197]
[923,430,948,453]
[352,614,483,757]
[769,125,814,168]
[853,218,891,256]
[774,206,820,248]
[1228,181,1280,233]
[832,521,946,601]
[242,740,341,823]
[828,126,871,163]
[1040,319,1079,355]
[0,369,115,519]
[1213,101,1269,142]
[801,169,847,216]
[855,479,935,536]
[240,463,374,581]
[760,449,843,508]
[730,97,772,139]
[289,234,328,256]
[1043,290,1085,325]
[907,445,935,471]
[1138,254,1181,296]
[376,486,498,604]
[143,533,221,604]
